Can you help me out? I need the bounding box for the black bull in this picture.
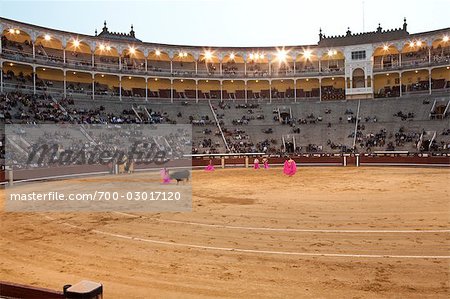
[169,170,190,184]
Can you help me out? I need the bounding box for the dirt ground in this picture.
[1,167,449,298]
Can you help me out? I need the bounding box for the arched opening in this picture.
[172,79,196,100]
[1,28,33,58]
[297,78,320,98]
[321,50,345,73]
[321,77,345,100]
[198,51,220,76]
[148,51,171,75]
[94,73,119,99]
[246,52,269,77]
[172,51,195,75]
[222,53,245,77]
[2,62,33,91]
[296,48,319,74]
[94,44,119,71]
[223,80,245,100]
[352,68,365,88]
[272,79,295,100]
[431,67,450,90]
[373,73,401,98]
[271,53,294,76]
[65,38,92,67]
[373,45,400,70]
[122,47,145,72]
[66,71,92,96]
[35,34,64,64]
[401,40,429,67]
[431,36,450,65]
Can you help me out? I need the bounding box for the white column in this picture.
[399,74,402,97]
[119,56,122,70]
[268,61,271,75]
[0,35,2,54]
[91,52,94,67]
[170,79,173,103]
[319,78,322,101]
[269,81,272,103]
[318,59,321,73]
[195,60,198,75]
[145,58,148,72]
[219,60,223,76]
[170,59,173,74]
[399,53,402,67]
[294,80,297,102]
[119,76,122,101]
[293,60,296,75]
[244,61,247,76]
[63,70,67,98]
[429,69,432,95]
[92,74,95,100]
[428,48,431,64]
[32,42,35,59]
[220,81,223,101]
[33,66,36,95]
[145,78,148,101]
[0,68,3,93]
[195,81,198,103]
[63,48,66,64]
[244,81,248,103]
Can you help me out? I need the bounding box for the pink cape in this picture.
[160,169,171,184]
[283,160,297,176]
[263,161,269,169]
[205,164,215,171]
[254,162,260,169]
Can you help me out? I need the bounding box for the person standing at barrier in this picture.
[262,157,269,169]
[283,157,297,176]
[254,157,260,169]
[205,159,215,171]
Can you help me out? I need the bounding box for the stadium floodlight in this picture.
[155,50,161,56]
[44,34,51,41]
[276,48,288,63]
[443,36,449,42]
[303,49,312,60]
[204,50,213,60]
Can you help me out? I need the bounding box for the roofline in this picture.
[1,17,449,51]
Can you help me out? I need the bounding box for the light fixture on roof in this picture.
[44,34,51,41]
[155,50,161,56]
[155,78,158,81]
[306,78,309,81]
[386,73,390,76]
[229,53,235,60]
[15,29,20,34]
[416,40,422,47]
[255,80,259,83]
[231,80,234,83]
[9,63,13,67]
[72,39,80,47]
[99,44,105,51]
[383,45,389,51]
[443,36,449,42]
[415,70,419,73]
[328,49,337,56]
[73,72,76,74]
[206,80,209,83]
[260,54,265,59]
[409,41,415,47]
[255,53,260,60]
[249,53,254,60]
[204,50,213,60]
[101,74,105,77]
[180,79,184,82]
[42,68,46,71]
[128,76,132,79]
[106,45,111,51]
[303,49,312,60]
[129,46,136,54]
[9,28,15,34]
[276,48,288,63]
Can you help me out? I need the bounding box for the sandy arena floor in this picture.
[1,167,449,298]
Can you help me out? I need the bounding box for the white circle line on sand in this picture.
[113,212,450,234]
[43,216,450,259]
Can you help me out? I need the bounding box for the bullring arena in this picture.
[1,163,450,298]
[1,2,450,298]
